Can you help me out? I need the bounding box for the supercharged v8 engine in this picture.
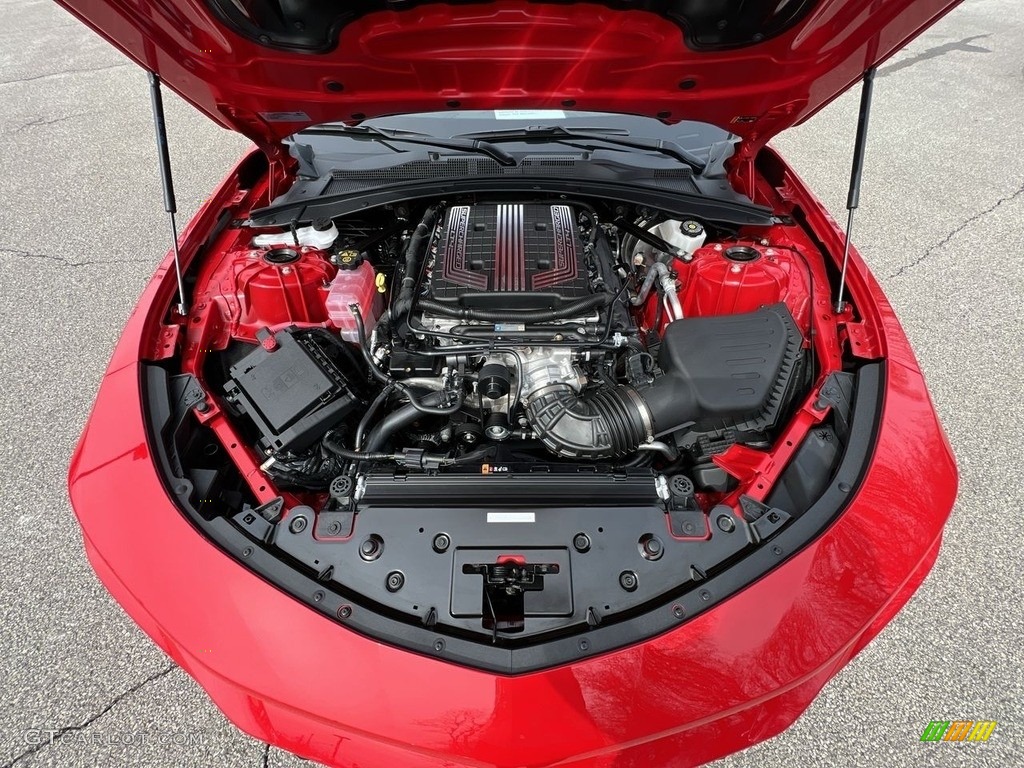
[400,201,644,456]
[166,187,852,654]
[203,196,812,488]
[426,203,596,311]
[382,200,804,466]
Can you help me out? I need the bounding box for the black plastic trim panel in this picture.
[247,176,774,228]
[205,0,817,54]
[143,363,883,674]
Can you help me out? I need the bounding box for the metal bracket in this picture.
[738,495,792,544]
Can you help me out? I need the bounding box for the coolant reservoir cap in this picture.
[336,249,364,269]
[681,220,704,236]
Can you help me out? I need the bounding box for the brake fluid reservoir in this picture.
[325,257,383,343]
[651,219,707,259]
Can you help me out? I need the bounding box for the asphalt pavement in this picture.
[0,1,1021,766]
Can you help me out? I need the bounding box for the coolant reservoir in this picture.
[325,259,383,343]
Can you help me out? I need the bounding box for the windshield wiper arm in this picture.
[299,125,519,167]
[455,126,706,173]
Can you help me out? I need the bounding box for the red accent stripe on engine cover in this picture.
[495,204,526,291]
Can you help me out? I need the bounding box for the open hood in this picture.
[56,0,961,154]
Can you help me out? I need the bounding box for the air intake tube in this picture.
[525,384,655,459]
[524,382,696,460]
[523,304,802,460]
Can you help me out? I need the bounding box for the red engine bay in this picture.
[164,198,844,525]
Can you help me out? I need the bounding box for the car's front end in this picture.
[57,0,961,764]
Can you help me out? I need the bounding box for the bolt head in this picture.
[573,533,591,553]
[640,534,664,561]
[288,516,308,534]
[432,533,451,553]
[619,570,639,592]
[359,536,383,561]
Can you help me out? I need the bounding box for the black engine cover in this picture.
[429,203,592,309]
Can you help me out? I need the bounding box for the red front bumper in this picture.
[68,156,957,768]
[70,354,955,767]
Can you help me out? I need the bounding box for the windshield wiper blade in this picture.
[299,125,519,167]
[455,126,706,173]
[461,126,632,138]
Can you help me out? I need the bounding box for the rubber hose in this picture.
[322,432,395,462]
[364,390,447,453]
[393,205,440,320]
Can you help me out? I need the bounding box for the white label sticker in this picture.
[487,512,536,523]
[493,110,566,120]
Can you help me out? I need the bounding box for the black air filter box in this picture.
[646,303,803,434]
[224,328,359,453]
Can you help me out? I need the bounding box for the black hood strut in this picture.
[147,72,188,316]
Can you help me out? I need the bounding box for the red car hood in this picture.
[56,0,961,155]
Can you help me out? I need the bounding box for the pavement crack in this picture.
[261,742,271,768]
[0,664,176,768]
[878,34,991,79]
[889,182,1024,278]
[14,112,90,133]
[0,247,152,268]
[0,62,129,87]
